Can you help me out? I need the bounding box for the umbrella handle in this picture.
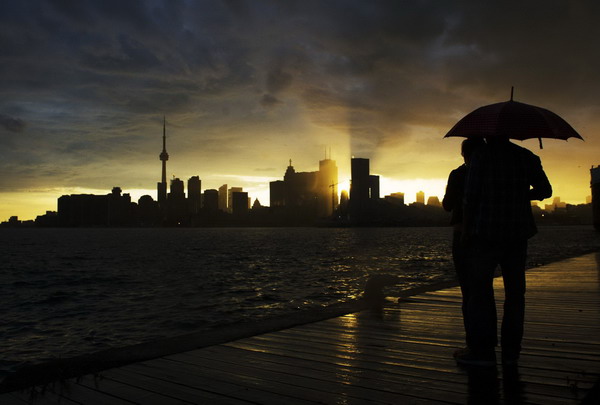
[539,137,543,149]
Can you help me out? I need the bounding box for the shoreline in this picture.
[3,247,599,394]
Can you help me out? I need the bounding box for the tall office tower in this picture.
[416,190,425,205]
[369,175,380,200]
[231,191,249,215]
[350,158,371,223]
[188,176,202,214]
[157,117,169,207]
[170,178,185,197]
[167,177,186,225]
[318,157,338,217]
[228,187,243,213]
[269,180,285,207]
[218,184,228,212]
[350,158,370,202]
[203,189,219,212]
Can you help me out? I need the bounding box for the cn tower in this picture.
[157,116,169,206]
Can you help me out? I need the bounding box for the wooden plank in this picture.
[160,354,451,404]
[215,341,584,404]
[294,315,600,346]
[226,333,598,399]
[185,343,582,404]
[73,374,195,405]
[104,367,251,405]
[44,380,135,405]
[121,360,324,405]
[170,346,471,404]
[6,386,82,405]
[226,334,598,392]
[276,320,600,360]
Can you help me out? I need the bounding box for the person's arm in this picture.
[529,155,552,201]
[442,169,459,212]
[463,151,483,239]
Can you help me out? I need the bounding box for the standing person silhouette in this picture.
[443,138,485,349]
[454,136,552,367]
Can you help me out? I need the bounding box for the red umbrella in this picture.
[444,88,583,148]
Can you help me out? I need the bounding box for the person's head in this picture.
[485,135,510,145]
[461,138,486,164]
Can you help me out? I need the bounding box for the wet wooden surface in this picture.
[4,253,600,404]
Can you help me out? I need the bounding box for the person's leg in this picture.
[452,229,470,345]
[499,239,527,362]
[464,238,498,355]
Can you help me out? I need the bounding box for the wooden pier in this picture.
[3,253,600,404]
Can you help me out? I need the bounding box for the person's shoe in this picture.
[454,348,496,367]
[453,347,470,359]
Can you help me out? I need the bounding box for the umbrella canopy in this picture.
[444,94,583,148]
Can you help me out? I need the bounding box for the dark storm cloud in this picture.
[260,94,282,108]
[0,114,26,133]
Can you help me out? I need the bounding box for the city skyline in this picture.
[1,118,589,222]
[1,2,599,220]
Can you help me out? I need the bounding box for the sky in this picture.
[1,0,599,220]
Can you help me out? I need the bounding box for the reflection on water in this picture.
[0,226,598,373]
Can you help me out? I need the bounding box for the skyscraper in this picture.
[157,117,169,207]
[318,157,338,217]
[203,189,219,212]
[188,176,201,214]
[350,158,370,221]
[168,177,186,225]
[218,184,228,212]
[228,187,243,213]
[349,158,381,223]
[369,175,380,200]
[231,191,249,215]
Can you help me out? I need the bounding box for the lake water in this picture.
[1,226,599,376]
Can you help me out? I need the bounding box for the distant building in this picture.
[349,158,379,223]
[167,178,186,225]
[318,157,339,217]
[231,191,249,215]
[427,196,441,207]
[270,180,285,207]
[340,190,349,212]
[269,157,339,221]
[188,176,201,214]
[350,158,370,204]
[218,184,228,212]
[58,187,133,227]
[228,187,243,213]
[283,160,318,208]
[138,195,159,226]
[35,211,58,227]
[385,192,405,206]
[554,197,567,211]
[369,175,380,200]
[416,191,425,205]
[545,196,567,212]
[203,189,219,212]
